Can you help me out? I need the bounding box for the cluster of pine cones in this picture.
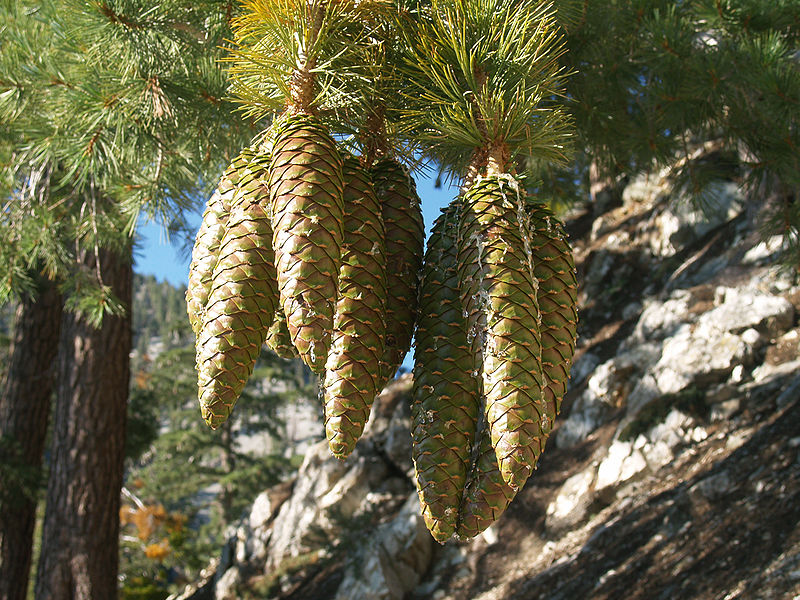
[186,112,424,459]
[412,175,577,542]
[186,113,578,543]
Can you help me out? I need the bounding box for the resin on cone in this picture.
[457,174,547,491]
[528,202,578,422]
[456,425,518,539]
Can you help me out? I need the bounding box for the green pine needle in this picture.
[396,0,574,179]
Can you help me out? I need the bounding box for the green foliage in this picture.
[0,0,257,314]
[397,0,573,179]
[227,0,392,120]
[0,436,44,507]
[126,386,161,462]
[555,0,799,258]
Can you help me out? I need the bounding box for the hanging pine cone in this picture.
[457,174,547,492]
[370,157,424,390]
[412,201,480,543]
[196,149,278,428]
[269,113,344,375]
[323,155,388,458]
[187,147,255,335]
[527,202,578,423]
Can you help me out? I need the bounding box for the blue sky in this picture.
[133,169,456,288]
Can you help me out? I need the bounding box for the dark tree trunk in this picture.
[0,279,62,600]
[34,248,132,600]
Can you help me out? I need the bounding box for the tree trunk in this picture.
[0,279,62,600]
[34,248,132,600]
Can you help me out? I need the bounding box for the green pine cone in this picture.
[457,174,546,491]
[269,113,344,374]
[323,155,388,459]
[370,158,424,389]
[456,425,518,540]
[412,201,480,543]
[265,308,298,359]
[187,147,255,335]
[527,203,578,421]
[196,149,278,429]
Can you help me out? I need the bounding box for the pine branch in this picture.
[396,0,573,181]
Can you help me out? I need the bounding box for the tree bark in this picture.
[0,279,62,600]
[34,248,132,600]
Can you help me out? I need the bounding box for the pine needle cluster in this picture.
[0,0,258,319]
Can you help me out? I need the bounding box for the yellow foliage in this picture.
[119,504,134,526]
[143,539,171,561]
[165,512,187,535]
[129,504,168,541]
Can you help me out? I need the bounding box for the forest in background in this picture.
[126,274,316,598]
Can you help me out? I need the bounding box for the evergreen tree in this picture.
[0,1,256,597]
[0,277,61,600]
[34,246,133,599]
[545,1,799,258]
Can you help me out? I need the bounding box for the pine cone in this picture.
[265,308,299,359]
[269,114,344,374]
[370,158,424,389]
[187,148,255,335]
[457,175,546,491]
[527,202,578,422]
[323,155,388,458]
[456,425,517,539]
[196,150,278,428]
[412,201,480,543]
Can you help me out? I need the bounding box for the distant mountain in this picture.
[131,273,192,361]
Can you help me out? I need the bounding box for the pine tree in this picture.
[34,246,133,600]
[542,0,799,259]
[0,1,256,597]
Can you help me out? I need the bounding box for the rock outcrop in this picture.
[171,163,800,600]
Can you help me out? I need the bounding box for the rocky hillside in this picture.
[170,166,800,600]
